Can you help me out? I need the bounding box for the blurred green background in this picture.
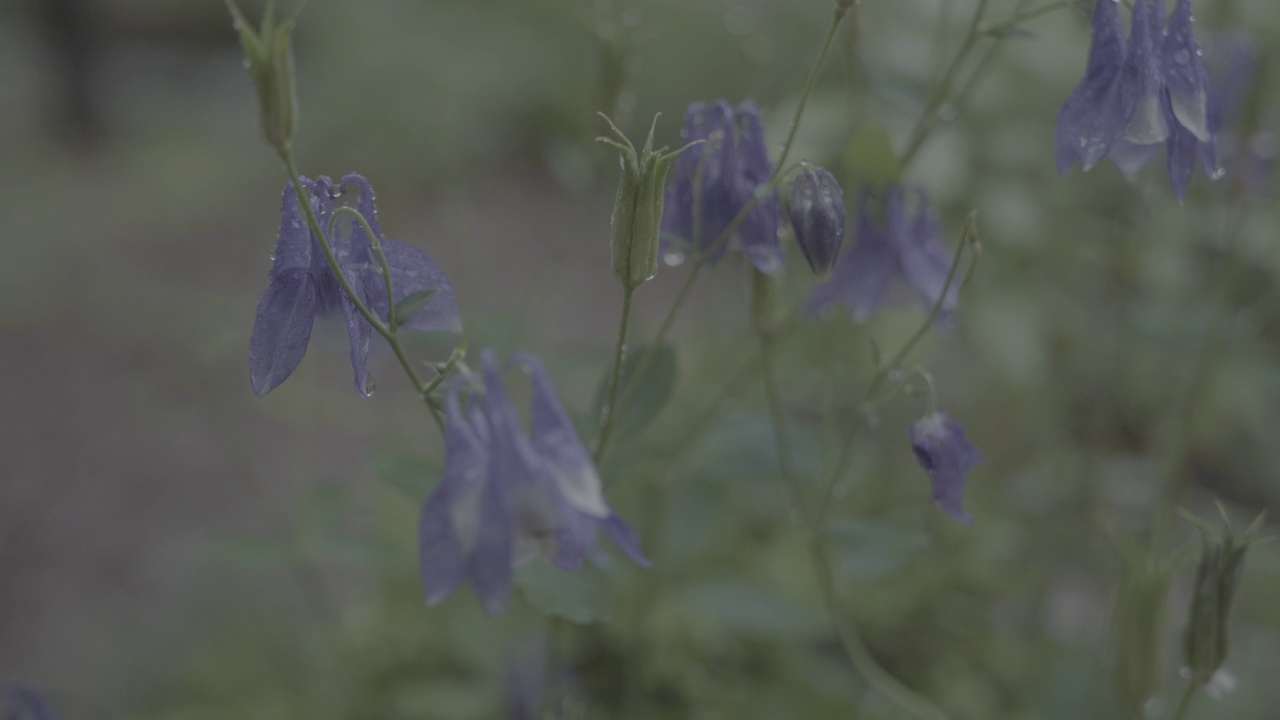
[2,0,1279,718]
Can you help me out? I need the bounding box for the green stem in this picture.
[900,0,991,168]
[1171,682,1197,720]
[757,325,949,720]
[817,213,974,525]
[980,0,1074,36]
[594,285,637,461]
[772,3,850,176]
[329,206,398,332]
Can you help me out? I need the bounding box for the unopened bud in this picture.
[788,164,846,279]
[226,0,299,153]
[1181,508,1267,685]
[599,114,694,290]
[1109,552,1174,718]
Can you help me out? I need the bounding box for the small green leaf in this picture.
[592,343,678,440]
[394,289,439,326]
[368,449,440,500]
[517,558,613,624]
[845,125,901,187]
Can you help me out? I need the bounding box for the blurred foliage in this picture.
[4,0,1280,719]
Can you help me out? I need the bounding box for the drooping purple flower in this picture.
[661,100,784,274]
[2,682,58,720]
[908,412,983,524]
[806,186,958,324]
[1202,32,1274,197]
[788,164,846,278]
[1055,0,1222,199]
[249,174,461,397]
[419,349,649,616]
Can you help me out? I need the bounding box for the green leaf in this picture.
[845,124,901,187]
[368,449,440,500]
[591,343,678,440]
[516,558,613,624]
[393,289,438,326]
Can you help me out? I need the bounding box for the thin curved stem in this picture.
[329,206,397,331]
[594,286,637,461]
[773,4,850,175]
[1171,682,1197,720]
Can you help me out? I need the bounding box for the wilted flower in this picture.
[2,682,57,720]
[1055,0,1220,199]
[419,349,649,616]
[661,100,784,274]
[806,186,958,324]
[1181,509,1266,685]
[788,164,846,278]
[249,174,461,397]
[908,412,982,524]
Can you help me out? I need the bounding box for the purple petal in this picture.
[340,275,374,397]
[908,412,983,524]
[1054,0,1135,173]
[733,101,773,183]
[1166,100,1201,201]
[1120,0,1170,145]
[249,269,317,397]
[371,240,463,332]
[806,190,897,322]
[421,392,487,604]
[898,189,959,322]
[519,354,609,518]
[737,190,785,275]
[420,487,468,604]
[1163,0,1211,142]
[469,472,514,616]
[601,513,652,568]
[270,183,312,274]
[3,682,58,720]
[1108,137,1162,176]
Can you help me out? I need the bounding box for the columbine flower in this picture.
[1203,32,1275,197]
[419,349,649,616]
[908,412,983,524]
[249,173,461,397]
[1055,0,1220,200]
[806,186,957,324]
[2,682,57,720]
[660,100,784,274]
[788,164,846,279]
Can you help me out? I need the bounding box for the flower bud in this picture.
[599,114,693,290]
[225,0,299,153]
[788,164,845,279]
[1108,552,1174,718]
[1181,509,1266,685]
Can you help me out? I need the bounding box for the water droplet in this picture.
[621,8,642,28]
[291,218,302,229]
[1209,166,1226,180]
[663,251,685,267]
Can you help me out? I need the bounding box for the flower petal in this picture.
[1121,0,1170,145]
[270,183,312,274]
[908,413,983,524]
[519,354,610,519]
[898,189,959,322]
[340,274,375,397]
[601,513,652,568]
[249,269,317,397]
[1163,0,1212,142]
[1054,0,1135,173]
[805,190,896,322]
[469,472,514,616]
[372,240,463,333]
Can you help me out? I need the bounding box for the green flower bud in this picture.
[598,114,693,290]
[225,0,300,153]
[1180,507,1267,685]
[1109,553,1175,718]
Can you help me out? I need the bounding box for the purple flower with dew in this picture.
[661,100,784,274]
[248,174,461,397]
[1055,0,1220,199]
[788,164,846,279]
[806,186,958,324]
[908,412,983,524]
[2,682,58,720]
[419,349,649,616]
[1202,32,1275,197]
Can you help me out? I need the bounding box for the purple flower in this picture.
[2,683,57,720]
[419,349,649,616]
[661,100,784,274]
[788,164,846,278]
[1055,0,1220,199]
[908,412,983,524]
[806,186,957,324]
[249,174,461,397]
[1202,32,1275,197]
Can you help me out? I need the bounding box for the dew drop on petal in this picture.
[663,251,686,267]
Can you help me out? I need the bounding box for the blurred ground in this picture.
[2,0,1280,718]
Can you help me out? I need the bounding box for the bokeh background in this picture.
[2,0,1279,718]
